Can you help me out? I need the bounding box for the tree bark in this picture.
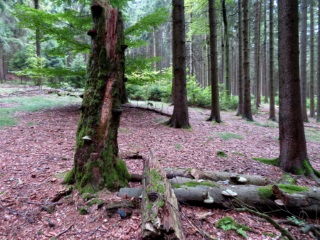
[254,0,261,109]
[310,0,315,118]
[65,0,129,192]
[278,0,316,177]
[141,154,185,240]
[263,0,268,104]
[300,0,309,122]
[207,0,221,123]
[269,0,276,121]
[317,0,320,122]
[242,0,253,121]
[237,0,244,116]
[165,0,190,128]
[222,0,230,97]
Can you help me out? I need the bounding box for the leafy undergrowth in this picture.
[0,87,319,239]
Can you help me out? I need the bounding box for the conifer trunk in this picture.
[65,0,129,192]
[310,0,315,118]
[317,0,320,122]
[269,0,275,121]
[237,0,244,116]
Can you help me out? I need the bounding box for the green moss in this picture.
[263,232,277,237]
[149,169,165,194]
[63,169,75,184]
[252,157,279,166]
[79,207,89,215]
[258,184,309,199]
[277,184,308,194]
[216,132,243,140]
[172,181,217,188]
[258,186,273,199]
[217,150,228,158]
[279,174,296,184]
[86,198,103,207]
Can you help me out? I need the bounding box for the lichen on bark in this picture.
[64,0,129,192]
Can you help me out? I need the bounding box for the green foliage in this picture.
[216,132,243,140]
[287,216,306,227]
[252,157,279,166]
[216,216,251,238]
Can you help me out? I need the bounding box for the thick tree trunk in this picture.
[317,0,320,122]
[141,155,185,240]
[237,0,244,116]
[278,0,316,177]
[120,184,320,217]
[242,0,253,121]
[269,0,275,121]
[207,0,221,123]
[310,0,315,118]
[166,0,190,128]
[300,0,309,122]
[65,1,129,192]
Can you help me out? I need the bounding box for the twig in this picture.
[83,224,102,239]
[236,207,296,240]
[55,224,73,239]
[25,201,63,206]
[0,202,35,223]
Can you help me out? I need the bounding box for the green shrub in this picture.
[147,85,164,101]
[126,84,146,100]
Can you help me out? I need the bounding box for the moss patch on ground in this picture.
[252,157,279,166]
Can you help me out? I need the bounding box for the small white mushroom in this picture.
[197,179,205,183]
[237,177,248,183]
[203,192,214,204]
[82,136,92,141]
[275,199,285,206]
[222,189,238,197]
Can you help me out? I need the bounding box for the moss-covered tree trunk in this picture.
[65,0,129,192]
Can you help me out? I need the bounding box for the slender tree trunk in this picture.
[300,0,309,122]
[166,0,190,128]
[189,13,194,76]
[317,0,320,122]
[237,0,244,116]
[278,0,315,176]
[310,0,315,118]
[222,0,230,97]
[254,0,261,108]
[263,0,268,104]
[242,0,253,121]
[66,1,129,191]
[207,0,221,123]
[269,0,276,121]
[0,46,4,81]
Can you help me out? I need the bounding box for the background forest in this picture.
[1,0,318,117]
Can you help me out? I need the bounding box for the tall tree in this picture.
[65,0,130,191]
[221,0,230,97]
[269,0,275,121]
[278,0,319,180]
[263,0,268,104]
[207,0,221,123]
[254,0,261,108]
[300,0,309,122]
[237,0,243,116]
[242,0,253,121]
[34,0,41,58]
[317,0,320,122]
[309,0,315,118]
[165,0,190,128]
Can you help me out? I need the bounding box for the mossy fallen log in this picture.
[130,168,269,186]
[141,154,185,239]
[120,183,320,217]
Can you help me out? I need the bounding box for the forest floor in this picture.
[0,84,320,239]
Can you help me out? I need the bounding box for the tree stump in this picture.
[65,0,129,192]
[141,153,185,239]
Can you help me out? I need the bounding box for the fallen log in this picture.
[130,168,269,186]
[141,154,185,239]
[120,183,320,217]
